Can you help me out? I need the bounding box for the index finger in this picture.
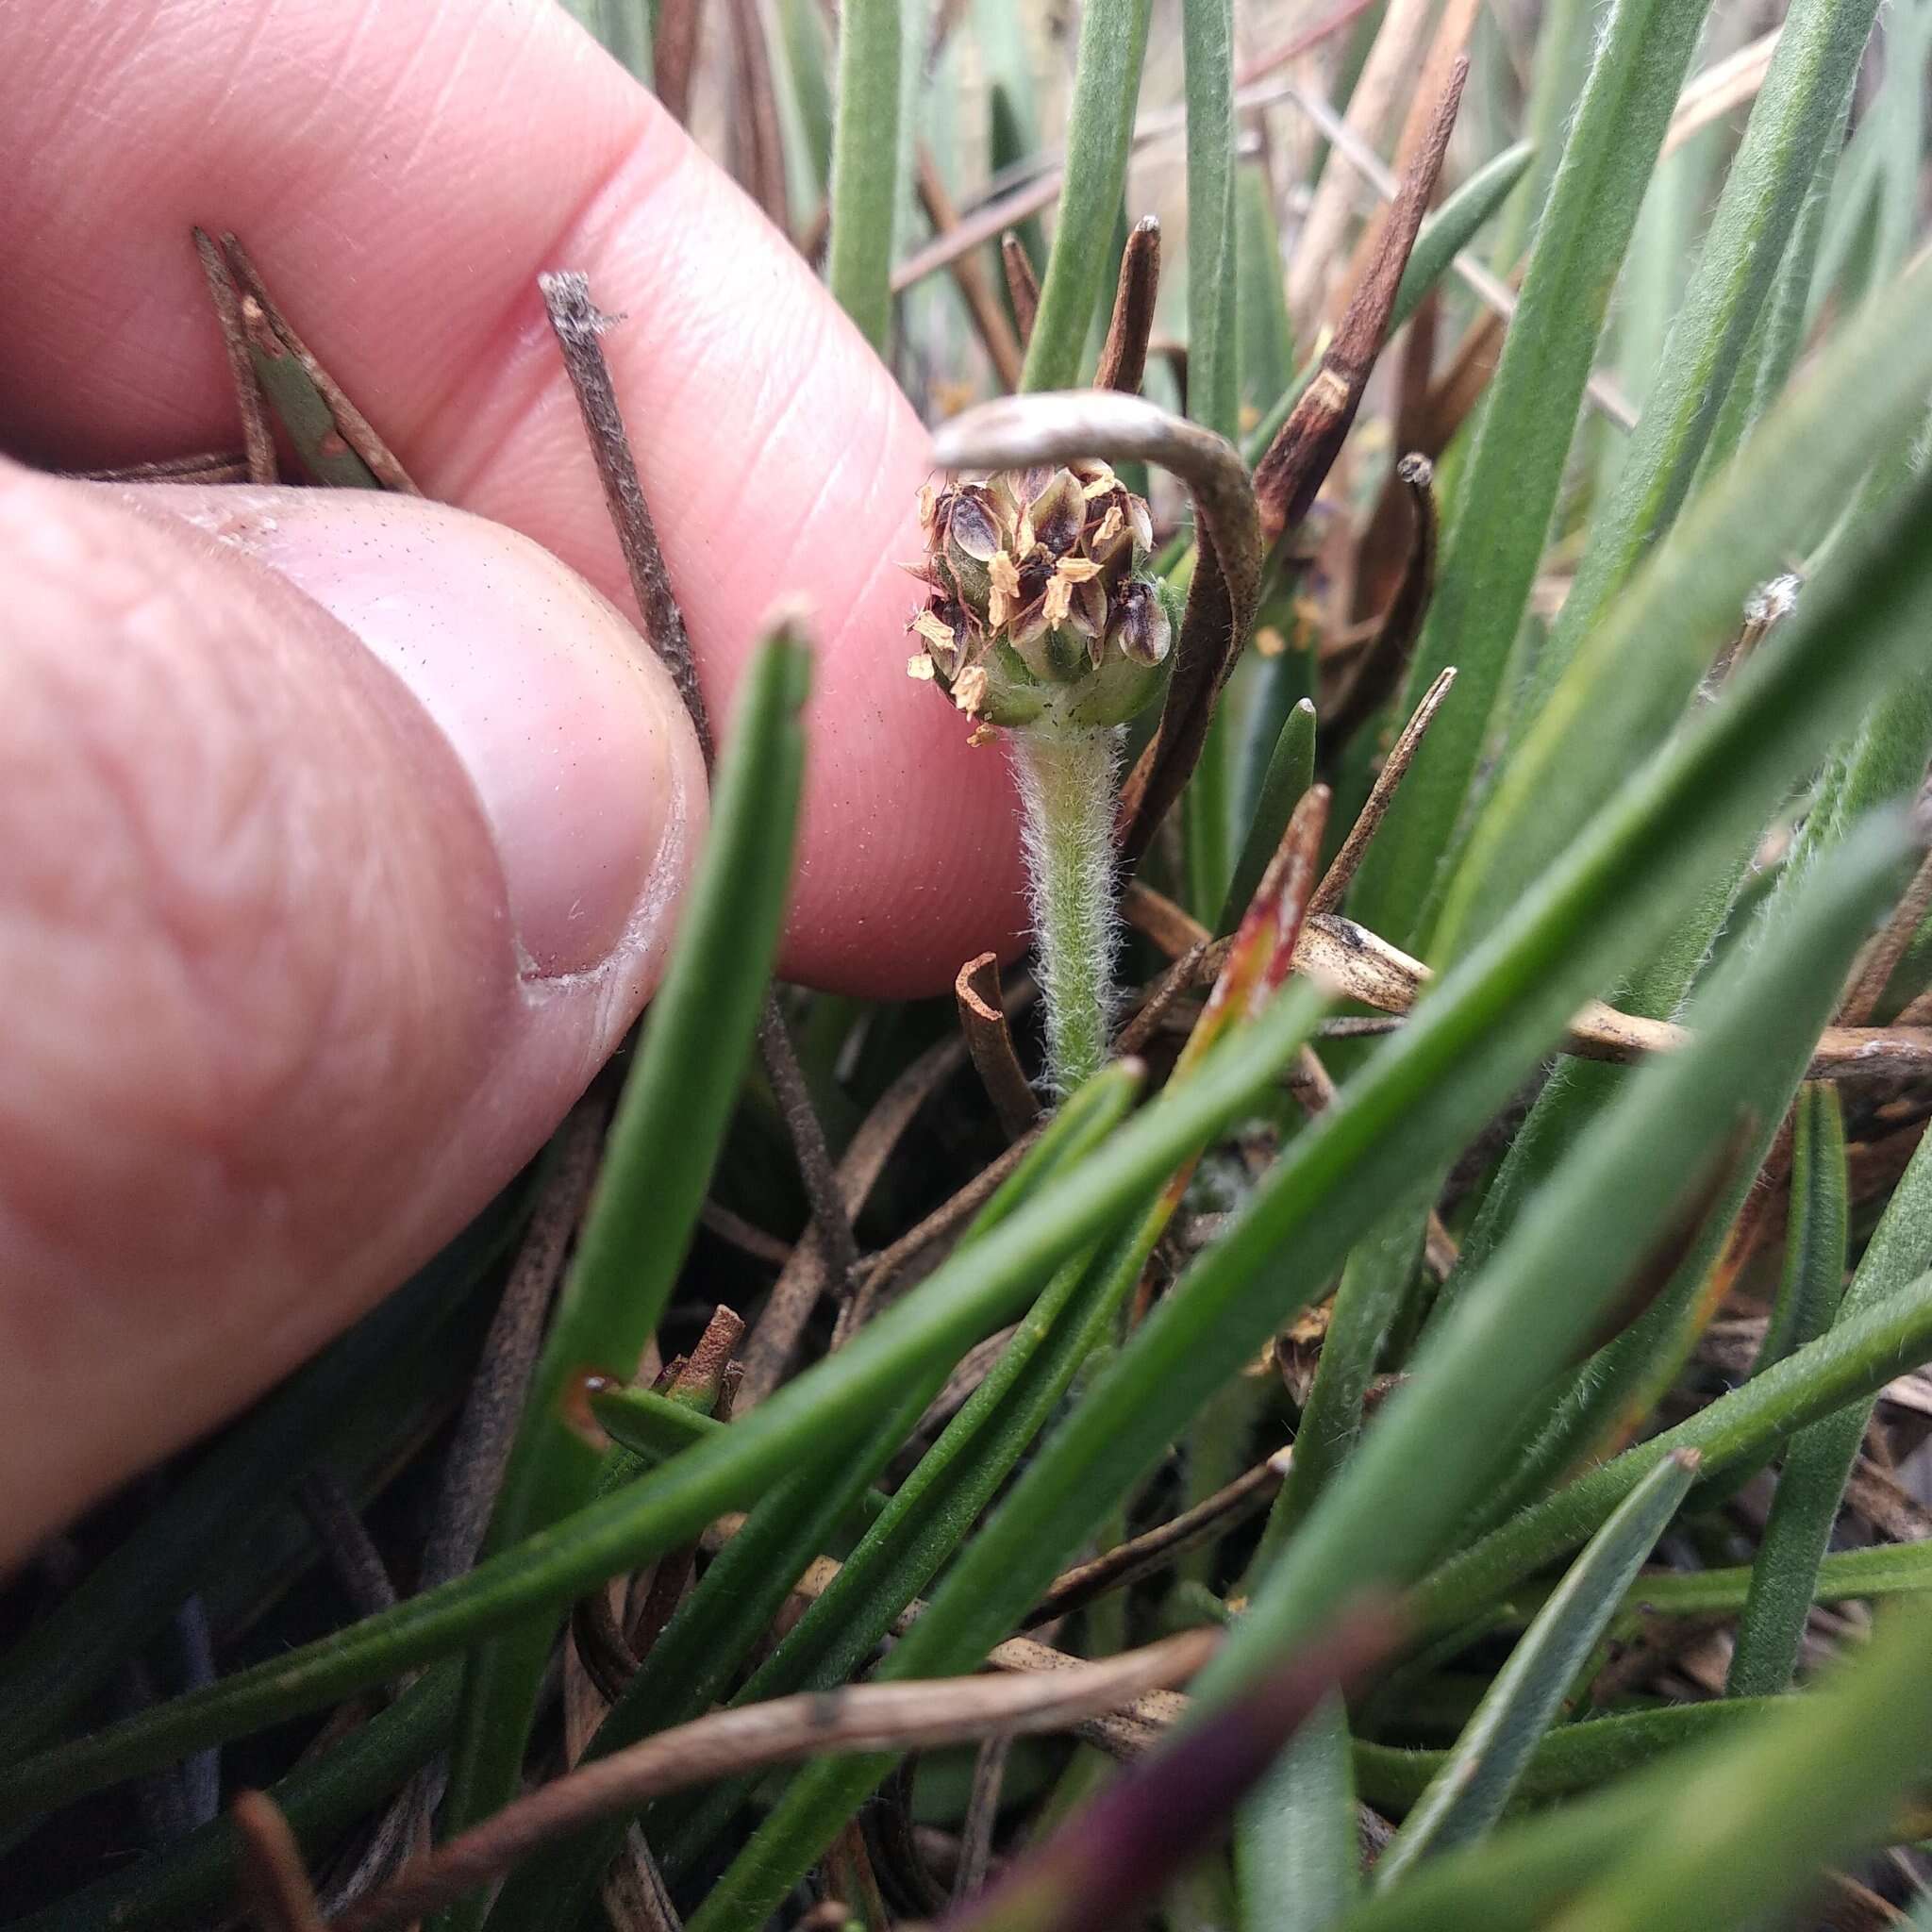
[0,0,1024,994]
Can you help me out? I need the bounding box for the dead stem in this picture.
[191,228,276,486]
[1094,215,1162,395]
[698,1200,795,1269]
[540,271,712,753]
[741,1028,969,1401]
[542,270,855,1370]
[1256,58,1468,546]
[220,234,420,492]
[626,1308,745,1661]
[329,1634,1219,1932]
[1324,455,1440,747]
[757,1006,862,1327]
[295,1470,396,1622]
[1286,0,1441,331]
[1115,941,1214,1056]
[1024,1450,1292,1631]
[423,1099,609,1590]
[724,0,789,231]
[652,0,704,124]
[233,1790,328,1932]
[1310,665,1457,916]
[957,953,1042,1139]
[841,1132,1043,1340]
[70,449,252,484]
[955,1736,1011,1905]
[918,151,1024,391]
[1839,844,1932,1027]
[1235,0,1383,82]
[1123,886,1932,1085]
[1274,87,1636,433]
[1001,233,1041,345]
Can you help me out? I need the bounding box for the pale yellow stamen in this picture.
[954,665,991,716]
[988,550,1022,630]
[911,609,957,651]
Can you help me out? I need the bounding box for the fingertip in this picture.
[0,468,707,1548]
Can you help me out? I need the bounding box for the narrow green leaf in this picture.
[1527,0,1884,717]
[5,1667,458,1932]
[826,0,904,352]
[1352,1699,1771,1816]
[1333,1779,1661,1932]
[1235,158,1296,430]
[1693,93,1850,484]
[1183,0,1239,444]
[439,627,811,1858]
[1751,1084,1850,1381]
[1257,1203,1428,1561]
[1233,1694,1358,1932]
[1729,1082,1919,1700]
[1389,141,1533,339]
[1437,248,1932,964]
[989,80,1049,321]
[0,980,1323,1824]
[1419,1256,1932,1640]
[1347,0,1716,953]
[0,1204,513,1756]
[588,1383,724,1464]
[1345,1598,1932,1932]
[487,1073,1141,1932]
[1595,1536,1932,1626]
[1020,0,1154,391]
[1487,0,1592,269]
[1548,1595,1932,1932]
[1374,1451,1698,1885]
[1225,698,1316,926]
[1183,25,1241,944]
[774,0,836,204]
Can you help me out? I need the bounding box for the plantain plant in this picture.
[13,4,1932,1931]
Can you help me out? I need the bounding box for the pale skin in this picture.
[0,0,1027,1562]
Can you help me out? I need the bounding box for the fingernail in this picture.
[135,488,705,977]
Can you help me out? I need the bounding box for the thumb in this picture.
[0,459,707,1557]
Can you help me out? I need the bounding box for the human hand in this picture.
[0,0,1025,1558]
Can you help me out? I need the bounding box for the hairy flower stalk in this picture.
[907,462,1173,1090]
[1009,726,1121,1087]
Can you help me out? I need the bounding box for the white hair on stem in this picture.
[1008,725,1124,1093]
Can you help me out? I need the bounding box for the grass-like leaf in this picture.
[1524,0,1883,713]
[1223,698,1317,936]
[1170,454,1932,1709]
[483,1069,1141,1932]
[1345,0,1715,951]
[0,974,1327,1824]
[0,1204,515,1757]
[1539,1592,1932,1932]
[1438,248,1932,962]
[825,0,903,352]
[438,624,812,1863]
[1019,0,1153,391]
[1373,1449,1698,1884]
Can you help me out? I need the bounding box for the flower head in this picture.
[907,462,1173,732]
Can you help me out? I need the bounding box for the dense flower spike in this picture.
[907,462,1172,733]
